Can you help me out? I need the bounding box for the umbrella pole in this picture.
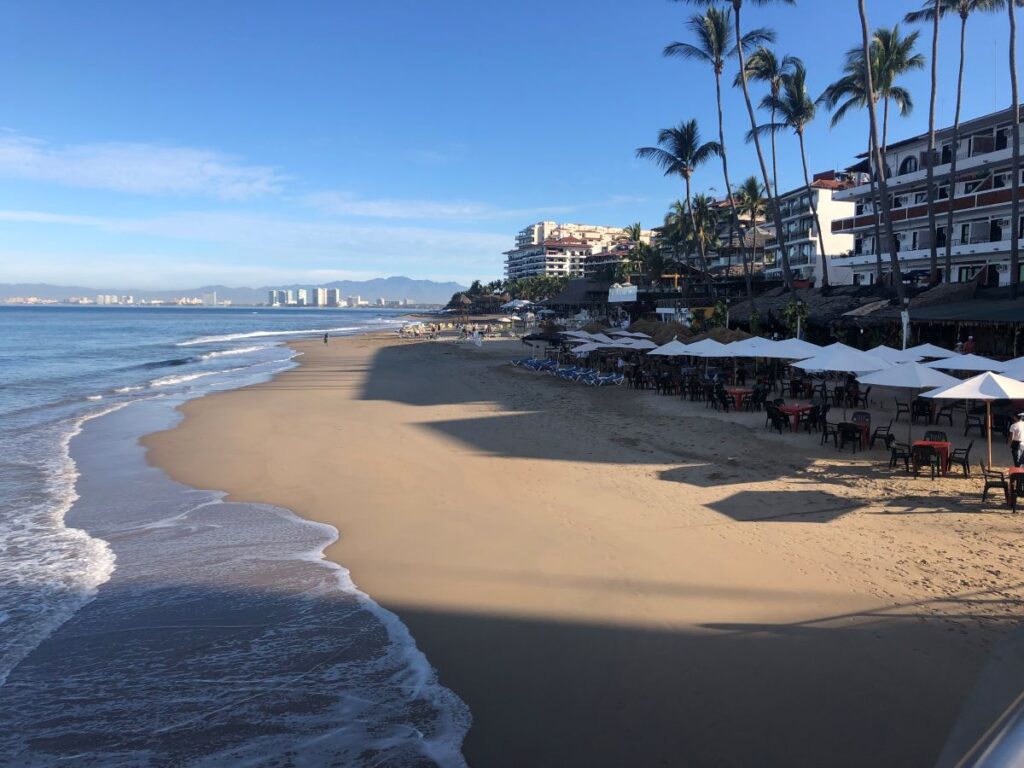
[988,401,994,469]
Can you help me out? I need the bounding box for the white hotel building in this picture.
[503,221,655,279]
[829,105,1024,286]
[763,171,858,285]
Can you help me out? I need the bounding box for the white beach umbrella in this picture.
[563,330,593,340]
[726,337,778,357]
[571,341,607,355]
[589,333,615,344]
[792,346,891,375]
[1000,361,1024,381]
[684,338,731,358]
[626,339,658,350]
[647,339,691,357]
[869,344,921,364]
[923,353,1006,372]
[903,342,956,359]
[627,331,653,339]
[857,362,961,444]
[609,329,633,337]
[922,371,1024,467]
[769,338,823,360]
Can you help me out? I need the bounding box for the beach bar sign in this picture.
[608,285,638,303]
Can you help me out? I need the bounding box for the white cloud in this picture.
[0,135,282,200]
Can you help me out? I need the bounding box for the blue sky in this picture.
[0,0,1018,288]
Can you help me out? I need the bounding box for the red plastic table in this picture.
[778,404,814,430]
[724,387,754,410]
[912,440,952,475]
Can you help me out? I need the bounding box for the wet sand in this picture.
[144,333,1024,767]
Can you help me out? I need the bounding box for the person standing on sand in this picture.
[323,333,329,345]
[964,336,976,355]
[1009,413,1024,467]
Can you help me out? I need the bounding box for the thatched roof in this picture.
[689,326,753,344]
[628,319,695,345]
[730,286,893,326]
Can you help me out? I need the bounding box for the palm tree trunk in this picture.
[798,130,829,289]
[868,122,885,283]
[732,2,794,292]
[770,105,779,199]
[925,0,940,285]
[713,69,747,300]
[859,0,906,302]
[685,176,714,296]
[944,15,968,283]
[1010,0,1021,299]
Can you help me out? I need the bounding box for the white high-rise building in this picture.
[504,221,655,279]
[347,295,361,307]
[284,290,295,306]
[325,288,341,307]
[310,287,327,307]
[295,288,308,306]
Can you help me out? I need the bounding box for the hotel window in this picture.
[938,185,949,199]
[994,172,1010,188]
[964,180,982,194]
[914,192,927,204]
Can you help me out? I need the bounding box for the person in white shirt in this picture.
[1009,413,1024,467]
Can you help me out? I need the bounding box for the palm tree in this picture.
[822,36,918,284]
[735,48,800,199]
[858,0,907,302]
[755,62,831,288]
[673,0,797,292]
[1003,0,1022,297]
[906,1,998,283]
[691,193,722,263]
[872,26,926,157]
[636,120,722,291]
[735,175,767,286]
[905,1,942,285]
[664,6,772,298]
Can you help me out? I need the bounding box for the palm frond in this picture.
[664,41,712,63]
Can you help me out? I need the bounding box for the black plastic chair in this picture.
[912,444,941,480]
[949,442,973,476]
[768,408,791,435]
[965,411,986,437]
[832,386,846,407]
[981,462,1010,507]
[933,404,954,427]
[855,386,872,408]
[895,400,910,422]
[871,419,894,449]
[886,435,911,472]
[803,405,822,434]
[821,421,839,447]
[923,430,949,443]
[838,422,861,453]
[911,400,932,425]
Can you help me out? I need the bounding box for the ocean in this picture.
[0,306,469,766]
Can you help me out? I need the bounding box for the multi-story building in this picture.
[325,288,341,307]
[763,171,858,285]
[504,221,655,279]
[294,288,308,307]
[829,105,1024,285]
[309,287,327,307]
[346,295,361,307]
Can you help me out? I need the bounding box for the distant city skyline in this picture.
[0,1,1019,286]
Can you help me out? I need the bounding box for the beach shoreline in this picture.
[144,332,1024,766]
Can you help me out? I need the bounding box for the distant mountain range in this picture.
[0,276,468,305]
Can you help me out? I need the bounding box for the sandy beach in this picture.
[144,333,1024,767]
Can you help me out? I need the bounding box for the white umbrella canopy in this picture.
[768,338,823,360]
[869,344,921,364]
[792,346,891,375]
[726,337,778,357]
[1000,361,1024,381]
[685,338,731,358]
[563,330,593,339]
[923,353,1006,372]
[647,339,692,356]
[858,363,962,445]
[626,339,658,350]
[589,333,615,344]
[608,329,633,337]
[922,371,1024,467]
[903,342,956,359]
[571,342,608,355]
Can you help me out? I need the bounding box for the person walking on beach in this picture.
[323,333,329,345]
[1009,413,1024,467]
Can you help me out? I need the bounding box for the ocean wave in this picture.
[0,402,125,685]
[114,385,145,393]
[199,345,269,360]
[177,327,360,346]
[149,367,246,388]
